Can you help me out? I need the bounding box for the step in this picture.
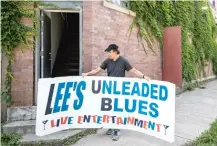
[58,54,79,59]
[64,62,79,68]
[64,48,79,51]
[7,106,37,122]
[20,129,94,146]
[3,120,36,134]
[53,63,79,72]
[63,44,79,49]
[20,129,89,145]
[54,71,79,77]
[54,57,79,64]
[58,49,79,53]
[56,68,79,72]
[54,60,79,68]
[58,56,79,62]
[62,68,79,73]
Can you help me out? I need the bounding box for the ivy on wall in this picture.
[1,1,217,104]
[1,1,57,105]
[129,1,217,82]
[1,1,36,105]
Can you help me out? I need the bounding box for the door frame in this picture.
[34,7,83,105]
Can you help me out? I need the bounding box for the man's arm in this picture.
[82,67,102,76]
[124,59,150,80]
[82,58,108,76]
[129,68,150,80]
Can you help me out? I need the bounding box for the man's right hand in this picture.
[82,73,89,77]
[81,67,102,77]
[143,75,151,81]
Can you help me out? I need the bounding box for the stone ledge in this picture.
[183,75,217,86]
[176,75,217,95]
[21,129,81,144]
[7,106,37,122]
[20,129,97,146]
[3,120,36,134]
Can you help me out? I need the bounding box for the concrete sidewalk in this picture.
[73,80,217,146]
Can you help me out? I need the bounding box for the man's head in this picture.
[105,44,120,60]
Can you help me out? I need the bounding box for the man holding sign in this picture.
[36,56,175,143]
[82,44,151,141]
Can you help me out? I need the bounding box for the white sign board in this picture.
[36,76,175,143]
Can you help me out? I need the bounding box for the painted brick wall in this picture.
[82,1,93,73]
[9,1,162,106]
[83,1,162,79]
[163,26,182,86]
[10,17,34,106]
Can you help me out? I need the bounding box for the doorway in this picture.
[34,8,82,105]
[51,12,80,77]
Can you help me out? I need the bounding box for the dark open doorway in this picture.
[51,13,80,77]
[34,9,82,105]
[39,11,80,78]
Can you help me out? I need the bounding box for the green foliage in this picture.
[192,119,217,146]
[1,122,21,145]
[129,1,217,82]
[1,1,55,105]
[1,133,22,146]
[1,1,34,105]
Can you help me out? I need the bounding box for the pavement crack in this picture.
[175,135,192,141]
[176,112,215,120]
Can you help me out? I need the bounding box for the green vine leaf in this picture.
[128,1,217,82]
[1,1,55,105]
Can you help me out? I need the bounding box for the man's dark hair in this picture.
[105,44,120,54]
[113,48,120,54]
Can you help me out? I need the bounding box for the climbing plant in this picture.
[1,1,217,104]
[129,1,217,82]
[1,1,35,105]
[1,1,57,105]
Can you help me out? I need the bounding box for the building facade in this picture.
[2,0,216,109]
[7,1,162,107]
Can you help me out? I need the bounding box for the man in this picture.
[82,44,150,141]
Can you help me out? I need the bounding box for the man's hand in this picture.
[82,73,89,77]
[129,68,151,81]
[82,67,102,77]
[143,75,151,81]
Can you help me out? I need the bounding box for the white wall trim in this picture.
[44,9,80,13]
[103,1,136,17]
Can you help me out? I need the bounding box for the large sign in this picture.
[36,76,175,143]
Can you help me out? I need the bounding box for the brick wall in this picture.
[83,1,162,80]
[9,1,162,106]
[10,17,34,106]
[82,1,93,73]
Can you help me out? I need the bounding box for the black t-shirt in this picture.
[100,56,133,77]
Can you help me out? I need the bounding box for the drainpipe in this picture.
[0,48,1,99]
[40,11,44,78]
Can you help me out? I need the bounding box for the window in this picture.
[103,0,136,17]
[106,0,129,9]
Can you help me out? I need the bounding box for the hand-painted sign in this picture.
[36,76,175,142]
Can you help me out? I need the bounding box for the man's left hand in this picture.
[143,75,151,81]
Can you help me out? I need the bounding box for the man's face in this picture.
[107,50,117,59]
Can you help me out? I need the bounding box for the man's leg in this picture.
[106,129,114,135]
[112,129,120,141]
